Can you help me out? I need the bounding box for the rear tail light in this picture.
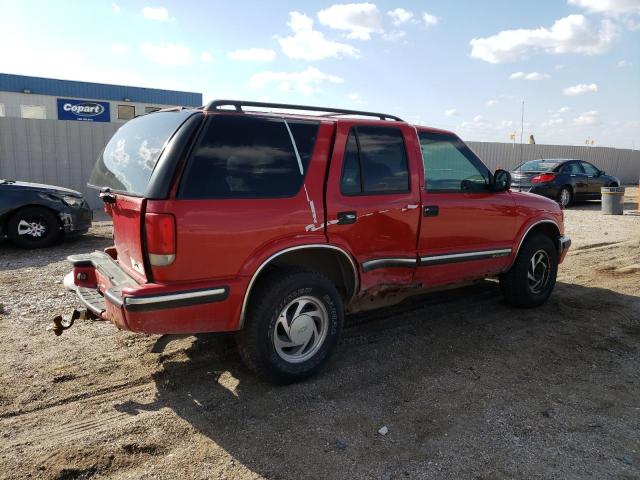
[531,173,556,184]
[145,213,176,266]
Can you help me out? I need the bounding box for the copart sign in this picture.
[57,98,110,122]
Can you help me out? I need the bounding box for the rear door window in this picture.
[562,162,584,174]
[179,115,319,199]
[339,126,409,195]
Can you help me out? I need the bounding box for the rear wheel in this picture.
[237,269,343,384]
[558,186,572,208]
[7,207,60,248]
[500,233,558,308]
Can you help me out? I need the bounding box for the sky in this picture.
[0,0,639,148]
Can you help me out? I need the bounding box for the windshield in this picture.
[88,110,194,195]
[516,159,561,172]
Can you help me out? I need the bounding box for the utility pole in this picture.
[520,100,525,164]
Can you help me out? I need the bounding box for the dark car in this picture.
[0,179,92,248]
[510,159,620,207]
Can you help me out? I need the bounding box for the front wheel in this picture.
[500,233,558,308]
[237,269,343,384]
[7,207,60,248]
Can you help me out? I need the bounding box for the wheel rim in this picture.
[560,189,570,207]
[273,295,329,364]
[17,218,47,238]
[527,249,551,294]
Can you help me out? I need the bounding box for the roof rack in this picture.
[203,99,404,122]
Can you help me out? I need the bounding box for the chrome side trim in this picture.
[124,288,227,306]
[511,220,560,266]
[420,249,512,266]
[239,244,359,329]
[361,258,417,273]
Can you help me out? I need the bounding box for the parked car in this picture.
[59,100,571,384]
[510,159,620,207]
[0,179,92,248]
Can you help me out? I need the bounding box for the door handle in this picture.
[423,205,439,217]
[337,211,357,225]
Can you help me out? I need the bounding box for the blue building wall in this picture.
[0,73,202,107]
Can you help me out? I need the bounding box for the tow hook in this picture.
[48,309,95,336]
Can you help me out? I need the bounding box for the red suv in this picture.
[61,100,571,384]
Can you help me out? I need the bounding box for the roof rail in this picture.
[204,99,404,122]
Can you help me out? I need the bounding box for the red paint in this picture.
[66,111,568,334]
[531,173,557,184]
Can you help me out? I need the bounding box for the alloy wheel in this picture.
[17,219,47,238]
[527,249,551,294]
[273,295,329,363]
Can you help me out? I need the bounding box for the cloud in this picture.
[348,92,365,104]
[542,117,566,127]
[509,71,551,80]
[112,3,120,14]
[142,6,170,21]
[248,66,344,94]
[473,115,484,122]
[470,14,617,63]
[573,110,599,125]
[388,8,413,25]
[568,0,640,16]
[200,51,213,63]
[228,48,276,62]
[140,42,192,65]
[317,3,384,40]
[563,83,599,95]
[487,99,499,107]
[110,43,129,55]
[382,30,407,41]
[423,12,439,26]
[278,12,360,60]
[445,108,459,117]
[616,59,632,67]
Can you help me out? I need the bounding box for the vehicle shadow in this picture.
[0,225,113,271]
[113,280,640,479]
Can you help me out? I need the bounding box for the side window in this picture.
[179,115,319,199]
[562,162,583,174]
[418,132,489,192]
[339,126,409,195]
[581,162,599,175]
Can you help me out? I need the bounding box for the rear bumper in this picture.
[65,251,239,334]
[511,185,560,200]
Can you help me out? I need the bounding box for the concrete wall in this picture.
[1,116,639,210]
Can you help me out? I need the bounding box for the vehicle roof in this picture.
[160,106,459,137]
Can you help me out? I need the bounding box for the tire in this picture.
[558,186,572,208]
[500,233,558,308]
[7,207,60,249]
[236,268,344,385]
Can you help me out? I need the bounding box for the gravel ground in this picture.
[0,191,639,480]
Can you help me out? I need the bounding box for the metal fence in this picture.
[467,141,640,184]
[1,117,639,210]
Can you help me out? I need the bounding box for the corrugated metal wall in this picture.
[1,117,639,210]
[0,117,118,208]
[467,141,640,183]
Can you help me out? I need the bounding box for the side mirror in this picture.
[599,170,605,176]
[493,169,511,192]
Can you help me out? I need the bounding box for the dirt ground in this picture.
[0,190,639,480]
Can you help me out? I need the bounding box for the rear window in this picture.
[88,110,193,195]
[517,160,561,172]
[179,115,319,199]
